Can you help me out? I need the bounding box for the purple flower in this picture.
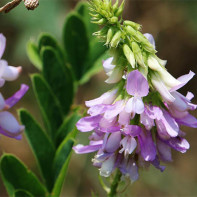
[0,84,29,139]
[0,34,22,87]
[73,33,196,182]
[125,70,149,115]
[0,34,29,139]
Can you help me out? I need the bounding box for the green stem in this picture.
[108,170,122,197]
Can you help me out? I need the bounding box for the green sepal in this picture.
[0,154,47,197]
[19,109,55,192]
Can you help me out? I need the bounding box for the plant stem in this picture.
[108,170,122,197]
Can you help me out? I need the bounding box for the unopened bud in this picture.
[124,20,141,31]
[125,26,140,42]
[92,18,106,25]
[131,42,145,67]
[111,31,122,48]
[106,28,114,45]
[109,16,118,24]
[115,0,125,17]
[24,0,39,10]
[123,44,135,68]
[112,0,119,13]
[148,55,181,88]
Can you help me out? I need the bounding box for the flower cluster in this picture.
[73,33,197,181]
[0,34,28,140]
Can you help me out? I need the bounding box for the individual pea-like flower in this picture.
[0,34,29,139]
[73,32,196,182]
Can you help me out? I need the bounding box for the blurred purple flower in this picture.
[0,34,29,139]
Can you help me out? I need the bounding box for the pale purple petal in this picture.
[170,71,195,92]
[156,137,172,162]
[119,158,139,182]
[151,73,175,103]
[99,117,117,128]
[133,97,145,114]
[2,66,22,81]
[186,92,194,100]
[176,113,197,128]
[126,70,149,97]
[140,112,155,130]
[144,33,155,49]
[123,125,142,137]
[0,111,23,137]
[138,129,156,161]
[103,57,115,73]
[0,93,5,110]
[100,154,116,177]
[0,60,7,78]
[73,143,102,154]
[104,100,124,120]
[163,137,190,153]
[105,67,123,84]
[105,132,121,153]
[85,89,117,107]
[0,34,6,59]
[151,157,166,172]
[87,104,111,116]
[76,115,102,132]
[159,109,179,137]
[156,119,171,140]
[119,136,137,156]
[118,109,131,125]
[5,84,29,109]
[0,79,5,87]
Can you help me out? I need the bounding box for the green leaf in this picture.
[19,109,55,192]
[52,129,77,196]
[55,110,81,146]
[26,41,42,70]
[14,189,33,197]
[38,33,66,64]
[76,2,98,40]
[0,154,47,197]
[41,47,74,115]
[63,13,89,80]
[31,74,63,138]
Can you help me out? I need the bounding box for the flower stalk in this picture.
[108,170,122,197]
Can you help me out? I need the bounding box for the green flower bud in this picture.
[115,0,125,17]
[106,28,114,45]
[100,9,109,17]
[93,26,108,37]
[112,0,119,13]
[131,42,145,67]
[110,31,122,48]
[92,18,107,25]
[123,20,142,31]
[123,44,135,68]
[109,16,118,24]
[125,26,140,42]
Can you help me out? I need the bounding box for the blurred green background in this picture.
[0,0,197,196]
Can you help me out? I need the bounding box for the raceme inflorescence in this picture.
[73,0,197,183]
